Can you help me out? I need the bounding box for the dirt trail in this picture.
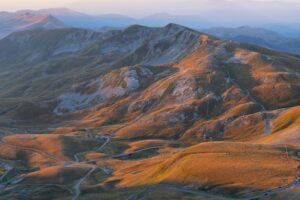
[71,135,110,200]
[2,128,299,200]
[0,131,111,200]
[0,161,13,182]
[73,136,110,162]
[72,167,97,200]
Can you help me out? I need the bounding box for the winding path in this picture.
[72,167,97,200]
[73,136,110,162]
[0,161,13,182]
[71,135,110,200]
[1,127,299,200]
[0,130,111,200]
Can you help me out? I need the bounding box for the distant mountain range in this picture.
[1,8,300,55]
[11,8,209,29]
[0,10,66,38]
[12,8,300,36]
[29,8,137,28]
[203,26,300,54]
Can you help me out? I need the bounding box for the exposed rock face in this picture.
[54,66,159,114]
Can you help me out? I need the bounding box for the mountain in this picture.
[139,12,209,28]
[18,8,137,29]
[0,24,300,200]
[26,7,86,17]
[263,23,300,37]
[203,26,300,54]
[27,8,208,28]
[0,28,112,66]
[8,8,300,39]
[0,11,66,38]
[15,8,211,29]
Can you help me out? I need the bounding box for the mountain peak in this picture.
[164,23,198,34]
[165,23,182,28]
[0,11,67,38]
[40,14,66,28]
[124,24,151,32]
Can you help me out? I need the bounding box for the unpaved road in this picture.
[71,135,110,200]
[72,167,97,200]
[0,132,111,200]
[74,136,110,162]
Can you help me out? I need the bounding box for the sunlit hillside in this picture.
[0,1,300,199]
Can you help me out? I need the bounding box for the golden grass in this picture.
[125,140,171,153]
[2,133,103,162]
[113,142,298,196]
[271,106,300,133]
[3,134,67,160]
[0,142,57,168]
[257,106,300,146]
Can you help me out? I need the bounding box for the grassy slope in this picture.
[257,106,300,146]
[111,142,298,198]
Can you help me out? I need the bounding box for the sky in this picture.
[1,0,300,22]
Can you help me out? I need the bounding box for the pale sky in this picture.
[1,0,300,20]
